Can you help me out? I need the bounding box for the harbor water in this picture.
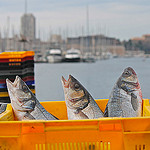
[35,57,150,101]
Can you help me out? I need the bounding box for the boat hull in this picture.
[47,56,62,63]
[64,57,81,62]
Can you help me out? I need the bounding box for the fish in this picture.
[61,75,103,120]
[6,76,58,120]
[104,67,142,117]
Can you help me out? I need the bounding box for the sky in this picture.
[0,0,150,41]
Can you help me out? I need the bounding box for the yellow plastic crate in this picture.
[0,51,34,59]
[0,99,150,150]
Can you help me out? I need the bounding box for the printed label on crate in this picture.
[9,63,21,66]
[9,59,21,62]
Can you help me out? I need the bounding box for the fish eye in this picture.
[74,83,80,89]
[124,71,130,76]
[22,85,28,92]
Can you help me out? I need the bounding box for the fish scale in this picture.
[108,84,123,117]
[108,84,137,117]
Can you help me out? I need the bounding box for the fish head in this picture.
[121,67,138,84]
[118,67,140,92]
[61,75,89,112]
[6,76,36,112]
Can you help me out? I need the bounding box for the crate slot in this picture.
[35,142,111,150]
[135,144,145,150]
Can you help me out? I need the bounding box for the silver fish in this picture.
[6,76,58,120]
[104,67,142,117]
[61,75,103,120]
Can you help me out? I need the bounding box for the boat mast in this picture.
[6,16,10,51]
[86,4,89,56]
[86,4,89,36]
[22,0,27,50]
[25,0,27,14]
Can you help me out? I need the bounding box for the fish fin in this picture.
[77,110,89,119]
[21,100,36,111]
[131,93,138,111]
[22,105,34,110]
[104,103,108,117]
[73,109,89,119]
[23,112,35,120]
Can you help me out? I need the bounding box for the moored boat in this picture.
[46,49,62,63]
[64,48,81,62]
[82,54,96,63]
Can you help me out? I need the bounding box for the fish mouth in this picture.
[6,77,18,97]
[68,75,76,82]
[13,76,19,87]
[69,75,72,80]
[61,75,75,88]
[6,75,21,89]
[6,78,14,89]
[6,78,17,103]
[13,76,22,88]
[61,76,69,88]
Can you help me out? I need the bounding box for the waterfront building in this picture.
[66,35,125,57]
[21,13,36,41]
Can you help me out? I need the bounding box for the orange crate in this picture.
[0,51,34,59]
[0,99,149,150]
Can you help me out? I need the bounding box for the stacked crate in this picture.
[0,51,35,103]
